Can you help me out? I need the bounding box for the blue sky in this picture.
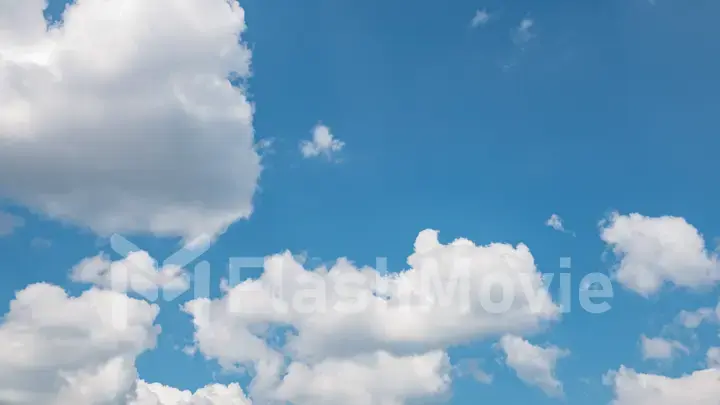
[1,0,719,404]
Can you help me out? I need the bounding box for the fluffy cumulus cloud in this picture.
[183,229,559,402]
[606,366,720,405]
[640,335,689,361]
[0,0,261,241]
[0,283,158,404]
[184,229,559,361]
[300,124,344,160]
[600,212,720,296]
[131,382,252,405]
[0,281,255,405]
[497,335,569,398]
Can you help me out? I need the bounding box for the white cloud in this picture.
[0,283,159,404]
[300,124,344,160]
[545,213,575,235]
[640,335,689,361]
[132,382,252,405]
[184,229,560,367]
[268,351,450,405]
[545,214,565,231]
[471,9,491,27]
[600,212,720,296]
[183,230,559,403]
[0,280,255,405]
[70,251,190,297]
[606,366,720,405]
[676,305,718,329]
[0,210,24,236]
[513,18,535,44]
[497,335,569,397]
[0,0,260,241]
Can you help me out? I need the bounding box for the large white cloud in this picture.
[606,366,720,405]
[0,0,260,240]
[600,213,720,296]
[183,230,559,403]
[184,229,560,365]
[0,281,256,405]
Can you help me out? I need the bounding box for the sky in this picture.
[0,0,719,404]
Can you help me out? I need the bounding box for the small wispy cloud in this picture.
[31,237,52,249]
[471,9,491,28]
[546,214,575,236]
[300,123,345,161]
[0,211,24,237]
[640,335,689,361]
[255,138,275,155]
[454,358,493,384]
[512,18,535,45]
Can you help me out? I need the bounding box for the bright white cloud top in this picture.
[0,0,260,241]
[601,212,720,296]
[606,366,720,405]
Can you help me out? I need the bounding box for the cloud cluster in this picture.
[0,0,261,241]
[0,284,158,404]
[2,0,719,403]
[0,282,254,405]
[183,229,560,402]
